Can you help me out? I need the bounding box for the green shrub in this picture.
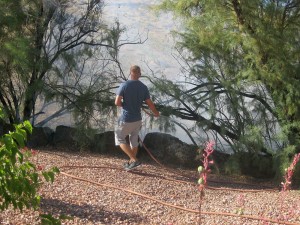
[0,107,59,212]
[224,154,242,176]
[224,152,274,178]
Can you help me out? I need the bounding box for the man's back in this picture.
[117,80,150,122]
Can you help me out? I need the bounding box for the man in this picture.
[115,65,159,170]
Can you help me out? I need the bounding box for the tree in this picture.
[0,0,143,128]
[154,0,300,160]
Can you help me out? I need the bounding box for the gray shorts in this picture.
[115,120,142,148]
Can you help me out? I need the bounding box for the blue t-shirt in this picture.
[116,80,150,122]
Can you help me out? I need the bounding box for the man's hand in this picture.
[145,99,160,117]
[142,108,159,117]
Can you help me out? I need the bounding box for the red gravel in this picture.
[0,148,299,225]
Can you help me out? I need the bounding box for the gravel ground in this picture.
[0,147,299,225]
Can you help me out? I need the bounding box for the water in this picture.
[102,0,181,79]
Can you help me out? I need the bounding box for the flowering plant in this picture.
[281,153,300,192]
[198,140,215,197]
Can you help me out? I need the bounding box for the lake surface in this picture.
[102,0,181,79]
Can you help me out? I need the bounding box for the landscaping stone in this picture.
[27,126,54,148]
[142,132,200,168]
[91,131,121,154]
[53,125,77,147]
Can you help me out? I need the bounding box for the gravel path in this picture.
[0,148,299,225]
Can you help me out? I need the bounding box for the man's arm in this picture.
[115,95,123,107]
[145,99,160,117]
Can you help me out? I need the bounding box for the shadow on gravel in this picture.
[40,198,146,224]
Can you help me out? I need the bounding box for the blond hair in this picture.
[130,65,141,74]
[130,65,141,79]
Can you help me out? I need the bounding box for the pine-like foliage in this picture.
[155,0,300,170]
[0,0,127,130]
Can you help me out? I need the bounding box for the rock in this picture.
[142,132,200,168]
[53,125,77,147]
[91,131,120,154]
[27,126,54,148]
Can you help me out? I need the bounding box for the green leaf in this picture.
[42,172,50,182]
[23,121,32,134]
[16,149,24,163]
[3,135,15,151]
[52,167,60,173]
[31,172,39,183]
[16,126,27,140]
[48,172,55,183]
[11,132,25,147]
[59,214,73,220]
[40,214,62,225]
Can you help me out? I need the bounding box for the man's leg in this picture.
[115,120,142,169]
[119,143,137,162]
[115,121,135,161]
[131,146,138,158]
[128,121,142,161]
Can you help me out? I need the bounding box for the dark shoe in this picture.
[125,161,141,171]
[123,161,130,168]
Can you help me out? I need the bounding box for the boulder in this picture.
[27,126,54,148]
[142,132,200,168]
[53,125,77,147]
[90,131,120,154]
